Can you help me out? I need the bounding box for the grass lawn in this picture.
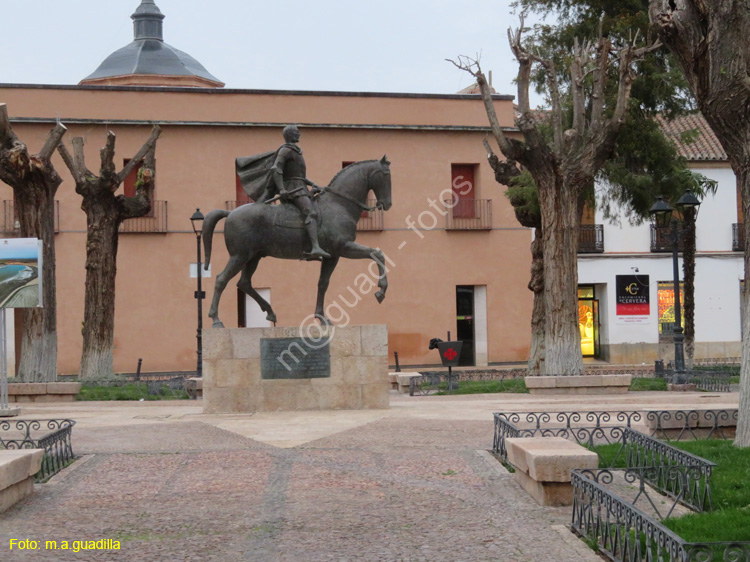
[662,440,750,542]
[434,378,528,395]
[629,377,667,391]
[76,383,189,401]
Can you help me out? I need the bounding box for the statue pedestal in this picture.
[202,325,389,414]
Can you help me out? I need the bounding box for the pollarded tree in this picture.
[0,104,66,382]
[58,127,161,379]
[649,0,750,446]
[453,21,659,374]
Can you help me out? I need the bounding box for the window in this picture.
[451,164,476,218]
[658,281,684,339]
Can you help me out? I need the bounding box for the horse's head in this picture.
[370,155,392,211]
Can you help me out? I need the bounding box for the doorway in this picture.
[578,286,600,358]
[456,285,475,366]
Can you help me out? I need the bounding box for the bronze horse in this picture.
[203,156,392,327]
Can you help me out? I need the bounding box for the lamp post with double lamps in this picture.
[190,209,205,377]
[648,191,701,383]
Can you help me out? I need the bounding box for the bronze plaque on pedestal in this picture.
[260,337,331,379]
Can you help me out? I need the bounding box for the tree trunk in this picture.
[0,104,65,382]
[682,207,696,369]
[15,188,58,381]
[738,167,750,446]
[538,176,584,375]
[78,198,120,379]
[58,128,159,380]
[527,230,545,375]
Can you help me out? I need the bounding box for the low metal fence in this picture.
[410,369,527,396]
[572,469,750,562]
[0,419,76,481]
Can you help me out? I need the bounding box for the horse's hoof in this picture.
[212,320,225,328]
[375,290,385,303]
[266,313,277,323]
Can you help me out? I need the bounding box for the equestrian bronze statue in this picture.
[202,127,392,327]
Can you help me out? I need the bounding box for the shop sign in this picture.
[616,274,649,324]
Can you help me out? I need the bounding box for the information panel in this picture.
[260,337,331,379]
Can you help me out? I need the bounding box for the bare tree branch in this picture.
[116,125,161,185]
[100,131,117,187]
[56,142,79,183]
[38,122,67,162]
[71,137,89,178]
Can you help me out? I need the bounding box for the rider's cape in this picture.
[235,150,278,202]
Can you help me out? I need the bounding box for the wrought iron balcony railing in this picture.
[444,199,492,230]
[356,200,383,231]
[733,222,744,252]
[578,224,604,253]
[119,200,168,233]
[2,200,60,235]
[226,200,384,231]
[650,224,685,253]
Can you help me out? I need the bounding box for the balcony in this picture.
[226,200,384,231]
[2,200,60,235]
[578,224,604,253]
[650,224,685,253]
[357,200,384,231]
[119,201,168,233]
[733,223,744,252]
[444,199,492,230]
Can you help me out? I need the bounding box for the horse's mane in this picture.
[328,159,379,187]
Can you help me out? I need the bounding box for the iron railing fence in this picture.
[653,367,736,392]
[645,409,739,442]
[733,222,744,252]
[2,200,60,234]
[578,224,604,253]
[650,224,686,252]
[618,428,714,512]
[0,419,76,481]
[119,200,168,233]
[572,469,750,562]
[444,199,492,230]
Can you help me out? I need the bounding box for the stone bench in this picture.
[6,382,82,403]
[525,375,632,395]
[0,449,44,513]
[393,372,422,394]
[505,437,598,506]
[185,378,203,400]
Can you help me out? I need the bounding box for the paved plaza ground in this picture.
[0,390,739,561]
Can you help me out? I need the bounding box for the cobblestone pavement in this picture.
[0,412,602,562]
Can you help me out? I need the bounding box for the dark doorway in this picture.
[456,285,475,366]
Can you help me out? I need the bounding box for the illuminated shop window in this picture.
[658,281,684,339]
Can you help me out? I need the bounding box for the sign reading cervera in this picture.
[0,238,43,308]
[616,274,649,324]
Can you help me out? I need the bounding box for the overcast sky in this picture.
[0,0,544,103]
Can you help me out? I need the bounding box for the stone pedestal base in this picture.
[0,408,20,418]
[203,325,389,414]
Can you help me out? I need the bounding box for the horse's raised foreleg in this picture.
[237,255,277,324]
[338,242,389,303]
[208,254,247,328]
[315,257,340,326]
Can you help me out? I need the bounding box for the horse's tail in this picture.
[202,209,230,269]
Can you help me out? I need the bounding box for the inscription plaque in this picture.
[260,337,331,379]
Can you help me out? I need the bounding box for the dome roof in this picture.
[80,1,224,88]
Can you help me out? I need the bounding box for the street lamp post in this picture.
[649,192,701,383]
[190,209,205,377]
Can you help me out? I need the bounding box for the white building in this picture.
[577,114,743,364]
